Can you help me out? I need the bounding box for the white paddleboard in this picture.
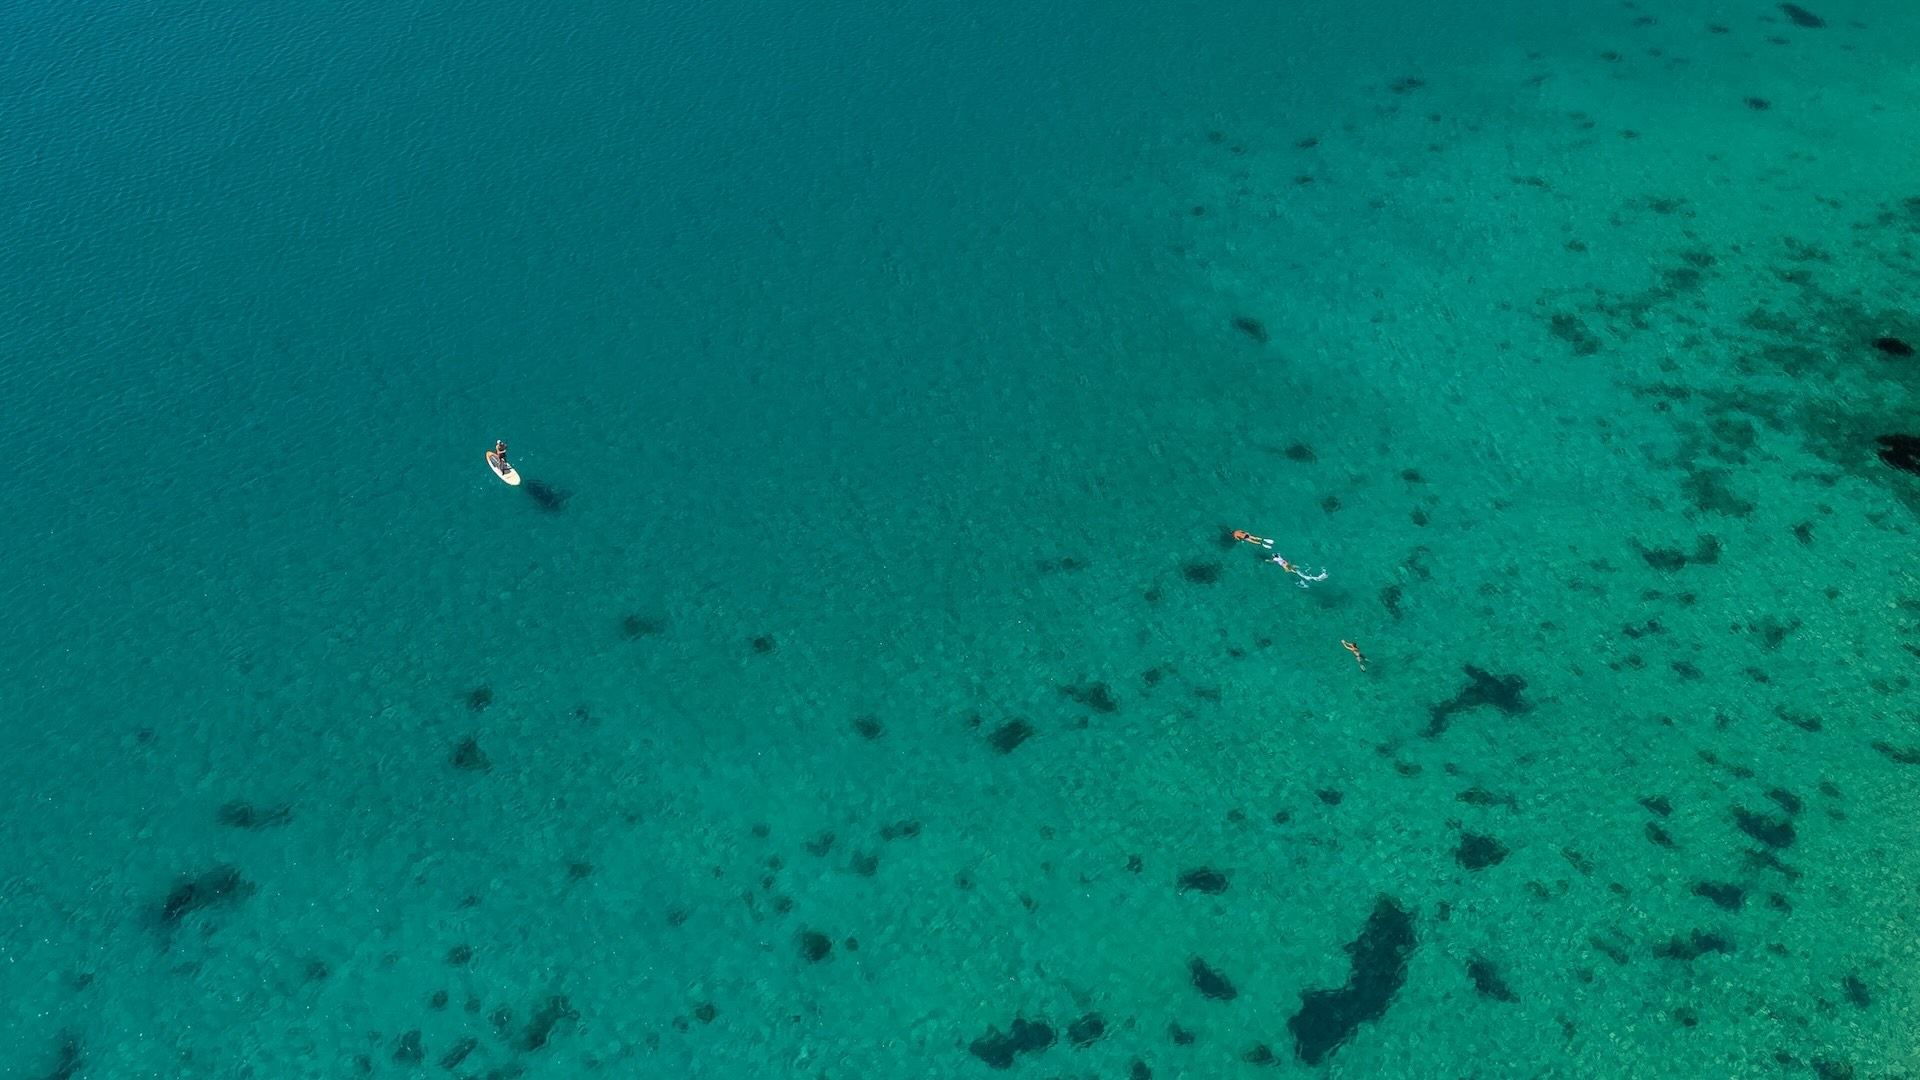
[487,450,521,486]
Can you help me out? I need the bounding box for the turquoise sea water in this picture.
[5,0,1920,1075]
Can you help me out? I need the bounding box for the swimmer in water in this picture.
[1232,530,1275,548]
[1342,640,1368,672]
[1268,553,1328,587]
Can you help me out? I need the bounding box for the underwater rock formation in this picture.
[1875,435,1920,475]
[1189,957,1239,1001]
[1181,561,1222,584]
[158,865,254,927]
[216,800,292,829]
[524,479,569,512]
[1060,681,1119,713]
[1466,956,1517,1002]
[1455,832,1510,871]
[1778,3,1825,28]
[521,995,578,1051]
[1067,1013,1105,1047]
[799,929,833,963]
[969,1018,1055,1070]
[1733,807,1795,849]
[1287,896,1416,1064]
[1655,930,1731,961]
[450,736,491,773]
[988,719,1034,754]
[1177,867,1229,894]
[1425,666,1530,737]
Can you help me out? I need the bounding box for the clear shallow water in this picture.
[4,0,1920,1075]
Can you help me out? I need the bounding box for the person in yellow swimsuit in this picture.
[1342,640,1368,672]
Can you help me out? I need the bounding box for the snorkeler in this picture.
[1232,530,1275,548]
[1268,553,1328,587]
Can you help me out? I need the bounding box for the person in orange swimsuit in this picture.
[1232,530,1274,548]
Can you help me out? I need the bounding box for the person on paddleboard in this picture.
[491,440,511,470]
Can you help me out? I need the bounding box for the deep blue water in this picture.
[6,0,1920,1075]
